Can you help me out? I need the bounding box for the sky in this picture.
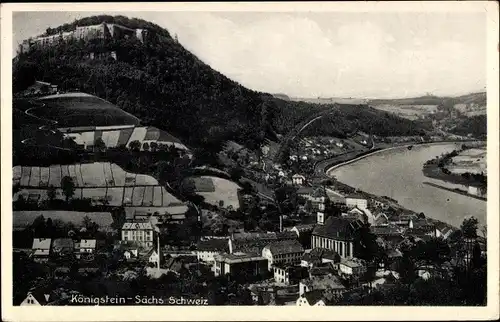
[12,11,487,99]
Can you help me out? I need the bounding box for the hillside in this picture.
[13,15,427,151]
[368,92,486,107]
[269,98,429,137]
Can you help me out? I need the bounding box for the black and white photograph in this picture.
[1,1,499,321]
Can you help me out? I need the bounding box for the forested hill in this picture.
[13,15,427,150]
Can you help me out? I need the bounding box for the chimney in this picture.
[279,215,283,232]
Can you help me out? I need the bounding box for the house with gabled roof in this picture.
[296,289,339,306]
[121,220,154,248]
[20,289,50,306]
[292,174,306,186]
[196,238,229,265]
[345,193,368,209]
[262,239,304,270]
[301,248,340,268]
[299,274,345,297]
[228,231,297,254]
[31,238,51,262]
[75,239,97,259]
[51,238,74,258]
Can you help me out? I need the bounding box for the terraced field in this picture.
[13,162,184,208]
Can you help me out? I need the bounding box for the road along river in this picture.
[327,143,486,228]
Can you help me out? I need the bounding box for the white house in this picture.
[345,194,368,209]
[121,221,154,247]
[148,250,161,265]
[261,239,304,271]
[292,174,306,186]
[31,238,51,262]
[338,258,366,276]
[75,239,97,259]
[196,238,229,266]
[20,291,49,306]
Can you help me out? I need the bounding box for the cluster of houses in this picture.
[289,136,362,163]
[31,237,98,262]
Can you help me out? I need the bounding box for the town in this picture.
[11,14,488,307]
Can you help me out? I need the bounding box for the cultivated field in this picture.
[190,176,242,209]
[62,125,189,151]
[13,162,183,207]
[448,148,487,175]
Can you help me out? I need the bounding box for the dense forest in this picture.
[449,115,487,138]
[14,15,426,151]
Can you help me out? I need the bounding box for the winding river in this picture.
[327,143,487,228]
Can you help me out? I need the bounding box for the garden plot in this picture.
[68,165,80,186]
[126,127,147,147]
[14,188,48,202]
[40,167,50,187]
[142,186,154,207]
[76,164,85,186]
[20,167,31,186]
[82,188,108,204]
[49,165,62,187]
[81,131,95,147]
[135,174,158,186]
[124,173,137,186]
[190,176,216,192]
[103,163,115,186]
[132,186,145,206]
[61,165,70,180]
[13,166,22,185]
[153,186,163,206]
[102,130,121,148]
[162,189,182,206]
[106,187,124,206]
[196,176,241,209]
[29,167,41,187]
[80,163,106,187]
[116,128,134,147]
[123,187,134,205]
[110,163,126,186]
[13,166,22,181]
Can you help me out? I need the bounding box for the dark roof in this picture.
[303,289,326,305]
[345,193,366,200]
[311,187,327,198]
[196,239,229,252]
[312,217,363,241]
[303,248,339,262]
[52,238,74,251]
[230,232,297,253]
[264,239,304,255]
[371,226,402,236]
[309,266,334,276]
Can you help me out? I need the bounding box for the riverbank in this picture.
[423,181,486,202]
[324,140,482,174]
[421,146,486,192]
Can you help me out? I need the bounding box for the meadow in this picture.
[186,176,241,209]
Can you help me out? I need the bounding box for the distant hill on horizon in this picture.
[287,92,486,107]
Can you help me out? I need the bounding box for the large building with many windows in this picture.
[121,221,154,247]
